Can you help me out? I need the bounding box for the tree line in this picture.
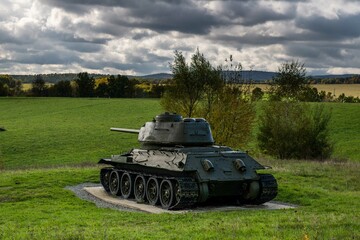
[0,73,165,98]
[308,75,360,84]
[1,74,358,103]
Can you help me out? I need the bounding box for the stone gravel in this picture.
[66,183,296,213]
[65,183,140,212]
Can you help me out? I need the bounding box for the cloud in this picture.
[0,0,359,75]
[296,13,360,40]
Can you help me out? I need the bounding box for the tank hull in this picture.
[98,146,278,209]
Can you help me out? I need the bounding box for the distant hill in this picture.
[10,71,359,83]
[134,73,172,80]
[11,73,172,83]
[311,74,356,79]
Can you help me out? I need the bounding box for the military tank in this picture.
[98,112,277,210]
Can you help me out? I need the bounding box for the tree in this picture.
[161,50,255,149]
[208,85,255,148]
[53,80,73,97]
[107,75,132,98]
[251,87,264,101]
[31,75,48,96]
[75,72,95,97]
[0,75,22,96]
[161,49,222,117]
[269,60,308,100]
[0,82,8,96]
[95,82,109,98]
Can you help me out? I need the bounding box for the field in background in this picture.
[0,98,359,239]
[0,98,359,170]
[253,83,360,97]
[23,83,360,97]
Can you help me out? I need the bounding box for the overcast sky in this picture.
[1,0,359,75]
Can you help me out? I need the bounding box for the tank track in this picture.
[170,177,199,210]
[100,168,199,210]
[251,173,278,205]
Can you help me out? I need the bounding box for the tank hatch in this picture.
[138,112,214,146]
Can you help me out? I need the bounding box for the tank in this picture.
[98,112,277,209]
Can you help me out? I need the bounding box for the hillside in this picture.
[0,98,358,170]
[0,98,359,239]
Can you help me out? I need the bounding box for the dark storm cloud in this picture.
[218,1,296,26]
[99,1,222,35]
[214,33,288,47]
[296,13,360,40]
[284,41,360,67]
[40,0,189,14]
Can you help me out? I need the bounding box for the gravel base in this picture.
[66,183,296,213]
[65,183,140,212]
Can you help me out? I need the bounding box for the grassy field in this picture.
[0,98,359,239]
[1,98,358,169]
[0,98,162,169]
[0,161,358,239]
[253,84,360,97]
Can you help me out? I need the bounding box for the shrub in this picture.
[207,85,255,148]
[257,101,332,160]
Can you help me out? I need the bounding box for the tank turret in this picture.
[110,112,214,148]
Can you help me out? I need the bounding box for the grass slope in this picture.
[0,98,161,169]
[1,98,359,169]
[327,103,360,161]
[0,98,359,239]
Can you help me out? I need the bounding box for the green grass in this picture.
[0,160,359,239]
[327,102,360,161]
[0,98,359,239]
[1,98,359,170]
[0,98,161,169]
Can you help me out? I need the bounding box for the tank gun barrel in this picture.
[110,128,140,134]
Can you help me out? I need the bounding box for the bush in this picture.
[207,85,255,148]
[257,101,332,160]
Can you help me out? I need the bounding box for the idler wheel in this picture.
[100,168,111,193]
[134,175,146,203]
[146,177,159,205]
[159,180,174,209]
[109,170,121,196]
[120,172,133,199]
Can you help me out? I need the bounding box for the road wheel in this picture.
[109,170,121,196]
[160,179,174,209]
[146,177,159,205]
[134,175,146,203]
[120,172,133,198]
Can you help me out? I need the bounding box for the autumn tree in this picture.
[161,50,255,149]
[0,75,22,96]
